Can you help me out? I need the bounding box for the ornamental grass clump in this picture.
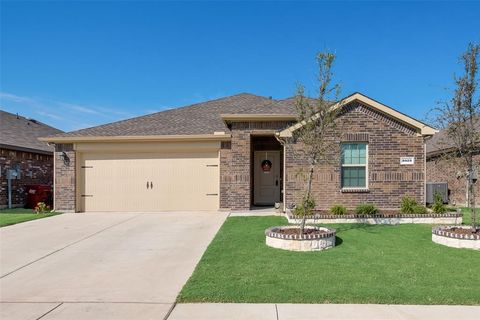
[400,196,428,214]
[431,193,447,214]
[413,205,428,214]
[355,203,378,215]
[330,204,347,215]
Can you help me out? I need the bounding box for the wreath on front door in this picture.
[261,159,272,172]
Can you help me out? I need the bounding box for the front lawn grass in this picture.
[178,216,480,305]
[0,208,60,227]
[458,207,480,225]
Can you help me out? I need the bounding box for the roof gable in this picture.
[278,92,438,138]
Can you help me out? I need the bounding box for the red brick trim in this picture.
[341,188,370,193]
[432,226,480,240]
[265,226,336,240]
[288,213,463,220]
[342,132,369,142]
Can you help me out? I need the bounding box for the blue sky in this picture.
[1,1,479,132]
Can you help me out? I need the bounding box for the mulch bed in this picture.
[447,227,480,236]
[313,210,419,216]
[275,228,327,236]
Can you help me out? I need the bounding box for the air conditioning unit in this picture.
[426,183,448,204]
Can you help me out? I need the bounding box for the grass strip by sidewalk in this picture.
[0,208,61,227]
[178,216,480,305]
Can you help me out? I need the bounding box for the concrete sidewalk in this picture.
[167,303,480,320]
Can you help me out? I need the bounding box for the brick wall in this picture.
[54,144,76,212]
[221,121,293,210]
[426,154,480,206]
[220,141,232,209]
[0,148,54,208]
[284,102,426,211]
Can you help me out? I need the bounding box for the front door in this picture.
[254,151,281,205]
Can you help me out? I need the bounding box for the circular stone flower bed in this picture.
[432,226,480,250]
[265,226,336,252]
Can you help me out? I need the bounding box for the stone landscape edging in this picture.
[286,213,462,225]
[265,225,336,251]
[432,226,480,250]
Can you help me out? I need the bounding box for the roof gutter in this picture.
[38,133,232,143]
[0,143,54,155]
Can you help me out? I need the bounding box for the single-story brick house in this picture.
[426,120,480,206]
[0,110,63,209]
[41,92,437,213]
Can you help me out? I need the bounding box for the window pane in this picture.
[352,148,359,160]
[351,169,358,178]
[342,167,366,188]
[342,143,367,165]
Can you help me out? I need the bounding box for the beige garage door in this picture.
[80,152,219,212]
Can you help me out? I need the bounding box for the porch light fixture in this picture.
[60,151,70,166]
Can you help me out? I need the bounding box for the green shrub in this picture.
[400,196,418,214]
[293,196,316,217]
[413,205,428,214]
[330,204,347,215]
[355,203,378,215]
[431,192,447,214]
[34,202,50,214]
[400,196,428,214]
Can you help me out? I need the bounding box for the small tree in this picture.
[433,43,479,230]
[290,51,342,233]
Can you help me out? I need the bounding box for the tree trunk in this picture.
[468,174,477,231]
[300,164,315,234]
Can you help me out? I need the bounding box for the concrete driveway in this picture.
[0,212,227,320]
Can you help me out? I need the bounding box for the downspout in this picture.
[423,135,434,205]
[7,176,12,209]
[53,148,56,211]
[424,138,427,205]
[283,143,286,212]
[50,143,57,211]
[275,132,287,213]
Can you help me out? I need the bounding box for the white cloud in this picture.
[0,91,177,131]
[0,92,36,104]
[35,110,64,121]
[58,102,102,115]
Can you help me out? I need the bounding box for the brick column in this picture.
[230,130,251,210]
[54,144,76,212]
[219,141,232,209]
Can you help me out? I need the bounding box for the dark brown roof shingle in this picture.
[0,110,63,153]
[426,118,480,155]
[46,93,297,138]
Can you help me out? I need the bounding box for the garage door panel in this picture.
[81,152,219,212]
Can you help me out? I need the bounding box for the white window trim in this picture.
[341,143,369,190]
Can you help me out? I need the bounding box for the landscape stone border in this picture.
[286,212,462,225]
[432,226,480,250]
[265,226,336,251]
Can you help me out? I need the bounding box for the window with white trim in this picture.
[341,143,367,188]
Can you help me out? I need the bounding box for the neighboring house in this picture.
[41,92,437,213]
[426,120,480,206]
[0,110,63,209]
